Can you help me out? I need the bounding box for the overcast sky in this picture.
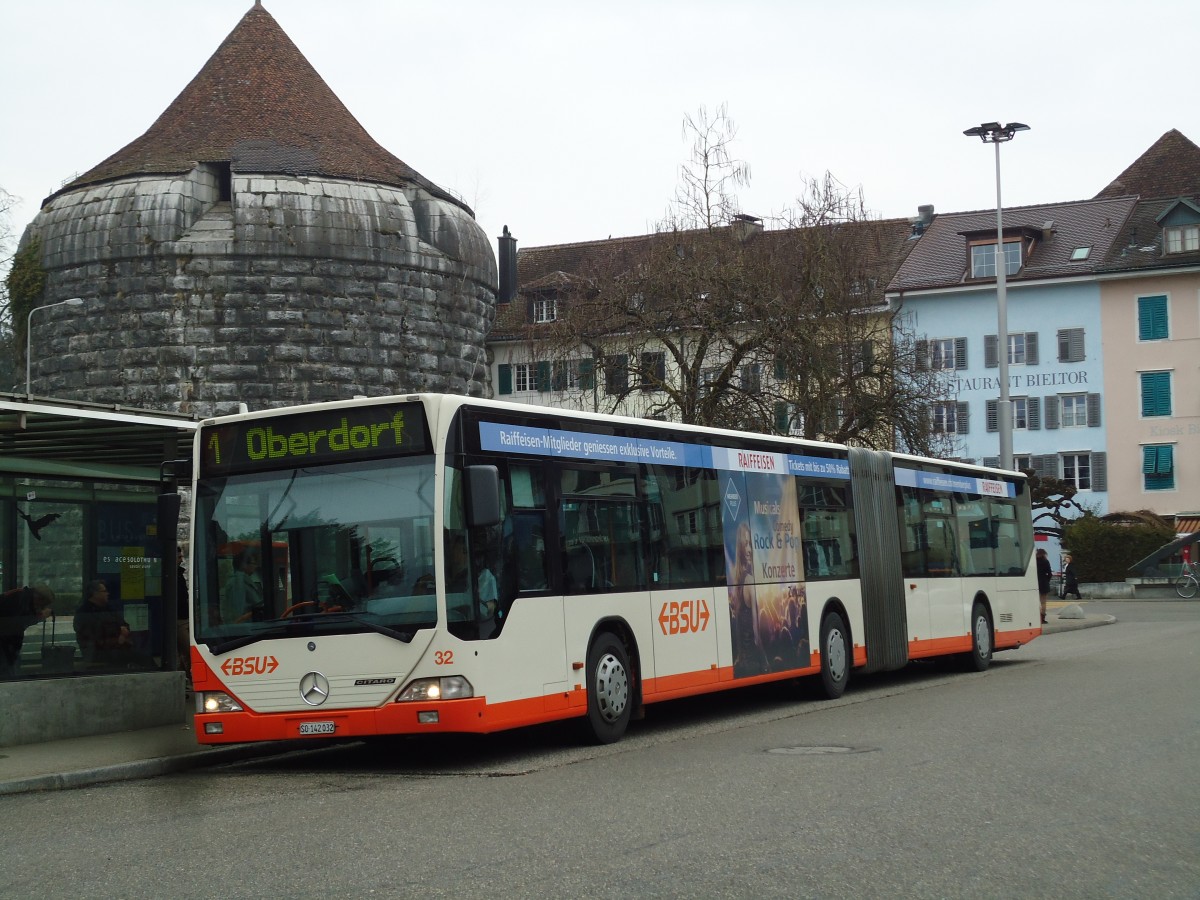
[3,0,1198,256]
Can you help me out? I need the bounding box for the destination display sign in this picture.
[200,402,428,477]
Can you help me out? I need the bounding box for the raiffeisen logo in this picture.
[246,410,406,461]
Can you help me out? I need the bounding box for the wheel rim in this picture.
[974,614,991,657]
[825,626,847,683]
[594,651,629,723]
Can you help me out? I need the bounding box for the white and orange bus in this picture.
[189,393,1040,745]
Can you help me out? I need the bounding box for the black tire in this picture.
[966,601,993,672]
[818,610,850,699]
[1175,575,1197,599]
[584,633,633,744]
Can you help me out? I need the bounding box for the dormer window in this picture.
[1155,199,1200,255]
[1164,224,1199,254]
[969,239,1022,278]
[533,297,558,323]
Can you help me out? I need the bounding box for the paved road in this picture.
[2,601,1197,899]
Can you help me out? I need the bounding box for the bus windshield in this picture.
[194,455,438,648]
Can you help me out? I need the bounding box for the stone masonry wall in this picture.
[24,167,497,415]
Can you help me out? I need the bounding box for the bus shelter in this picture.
[0,394,197,746]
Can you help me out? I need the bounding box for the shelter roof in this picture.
[0,395,196,479]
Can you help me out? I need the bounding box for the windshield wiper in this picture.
[206,612,415,655]
[208,626,291,655]
[287,611,416,644]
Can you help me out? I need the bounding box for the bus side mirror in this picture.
[466,465,501,528]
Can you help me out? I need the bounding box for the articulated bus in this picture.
[189,394,1040,745]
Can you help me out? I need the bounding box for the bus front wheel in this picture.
[584,633,632,744]
[818,610,849,699]
[966,601,993,672]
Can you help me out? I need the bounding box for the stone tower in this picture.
[19,2,496,414]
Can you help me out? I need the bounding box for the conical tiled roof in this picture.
[1095,129,1200,200]
[50,2,467,212]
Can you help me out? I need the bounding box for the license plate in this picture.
[298,721,336,735]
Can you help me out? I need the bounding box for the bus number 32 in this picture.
[658,599,711,635]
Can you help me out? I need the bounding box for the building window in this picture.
[970,240,1023,278]
[1057,328,1085,362]
[1143,445,1175,491]
[533,298,557,323]
[739,363,761,394]
[1062,453,1091,490]
[930,338,956,370]
[1013,454,1032,472]
[1164,225,1199,254]
[699,366,720,396]
[604,355,629,395]
[985,332,1038,367]
[513,363,538,393]
[1012,398,1028,430]
[1137,295,1168,341]
[931,402,956,434]
[1008,333,1026,365]
[552,358,594,392]
[1061,394,1087,427]
[1140,371,1172,417]
[970,240,1022,278]
[932,401,968,434]
[639,352,666,391]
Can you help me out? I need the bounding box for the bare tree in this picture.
[511,108,955,454]
[0,187,18,391]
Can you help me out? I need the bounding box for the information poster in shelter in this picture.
[722,471,809,677]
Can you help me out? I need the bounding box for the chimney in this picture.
[1041,220,1054,241]
[497,226,518,304]
[731,213,763,243]
[910,204,935,237]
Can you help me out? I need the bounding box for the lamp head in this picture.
[963,122,1030,143]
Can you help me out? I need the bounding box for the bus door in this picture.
[644,466,721,690]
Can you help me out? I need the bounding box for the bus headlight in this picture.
[200,692,244,713]
[397,676,474,702]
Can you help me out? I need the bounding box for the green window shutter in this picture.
[536,361,551,392]
[1140,372,1171,417]
[497,364,513,395]
[774,354,787,380]
[578,358,595,390]
[774,401,790,434]
[1138,295,1168,340]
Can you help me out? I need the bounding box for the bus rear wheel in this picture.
[966,601,993,672]
[584,633,632,744]
[818,610,849,699]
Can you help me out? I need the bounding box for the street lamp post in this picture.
[26,297,84,400]
[964,121,1029,472]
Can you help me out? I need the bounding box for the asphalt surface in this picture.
[0,601,1117,796]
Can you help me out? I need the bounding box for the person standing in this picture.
[1061,554,1082,600]
[221,548,263,623]
[0,584,54,677]
[176,544,191,683]
[1035,548,1052,624]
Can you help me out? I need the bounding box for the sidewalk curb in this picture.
[1041,613,1116,635]
[0,740,313,797]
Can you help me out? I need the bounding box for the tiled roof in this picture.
[1096,130,1200,200]
[886,197,1138,294]
[492,218,918,338]
[48,2,467,213]
[1100,196,1200,273]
